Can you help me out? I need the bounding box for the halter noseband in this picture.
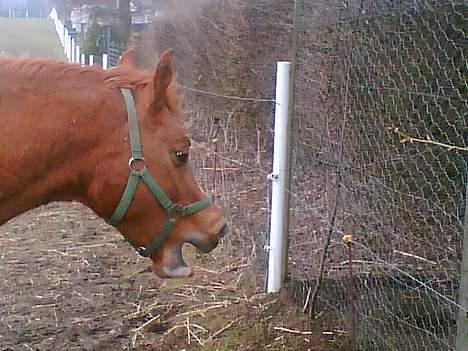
[106,88,212,258]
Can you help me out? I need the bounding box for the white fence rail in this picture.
[48,7,110,69]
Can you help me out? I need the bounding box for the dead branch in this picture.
[211,317,243,338]
[273,326,314,335]
[131,314,161,333]
[387,124,468,152]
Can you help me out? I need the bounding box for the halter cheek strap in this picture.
[105,88,212,258]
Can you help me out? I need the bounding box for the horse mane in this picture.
[0,56,180,113]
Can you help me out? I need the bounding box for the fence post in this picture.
[62,25,65,48]
[58,23,63,47]
[102,54,109,69]
[64,27,69,57]
[266,61,293,293]
[66,34,70,60]
[456,174,468,350]
[89,55,94,66]
[75,45,80,64]
[71,38,75,63]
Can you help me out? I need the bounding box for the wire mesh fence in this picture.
[288,1,467,350]
[134,0,466,348]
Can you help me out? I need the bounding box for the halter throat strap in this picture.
[105,88,212,258]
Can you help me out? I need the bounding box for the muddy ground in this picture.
[0,202,348,351]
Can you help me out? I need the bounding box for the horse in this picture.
[0,48,228,278]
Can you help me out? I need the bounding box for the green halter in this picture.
[106,88,212,258]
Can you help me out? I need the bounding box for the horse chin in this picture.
[161,264,193,279]
[152,244,193,279]
[151,236,218,279]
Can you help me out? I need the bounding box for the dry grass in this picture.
[0,202,347,350]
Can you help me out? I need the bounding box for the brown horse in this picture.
[0,48,227,278]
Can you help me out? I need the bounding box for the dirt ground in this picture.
[0,202,348,351]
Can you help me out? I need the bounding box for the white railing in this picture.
[48,7,109,69]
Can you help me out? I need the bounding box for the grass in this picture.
[0,17,64,59]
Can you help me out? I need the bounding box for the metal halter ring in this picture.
[167,204,184,220]
[136,246,148,257]
[128,157,147,172]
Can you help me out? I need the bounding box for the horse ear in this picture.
[153,49,174,110]
[118,48,137,68]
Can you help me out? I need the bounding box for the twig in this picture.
[273,326,313,335]
[32,304,56,309]
[174,304,226,318]
[191,323,208,333]
[125,301,172,320]
[386,124,468,152]
[131,331,138,348]
[186,317,191,345]
[211,317,242,338]
[193,266,219,275]
[131,314,161,333]
[302,286,312,313]
[163,324,185,336]
[336,260,388,266]
[344,236,357,351]
[200,167,240,172]
[124,266,152,280]
[53,306,58,327]
[68,244,111,250]
[47,249,68,256]
[189,328,204,346]
[72,290,92,302]
[393,250,437,265]
[70,317,93,324]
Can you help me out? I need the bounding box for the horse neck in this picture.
[0,71,124,224]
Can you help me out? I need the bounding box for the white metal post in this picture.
[81,54,86,65]
[267,61,293,293]
[102,54,109,69]
[456,175,468,350]
[89,55,94,66]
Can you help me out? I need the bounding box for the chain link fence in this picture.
[288,0,467,350]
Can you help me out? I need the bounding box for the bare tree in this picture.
[116,0,131,44]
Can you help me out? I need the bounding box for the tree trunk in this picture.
[117,0,131,44]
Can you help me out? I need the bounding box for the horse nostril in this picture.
[219,224,228,238]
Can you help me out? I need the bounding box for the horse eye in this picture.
[175,151,189,163]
